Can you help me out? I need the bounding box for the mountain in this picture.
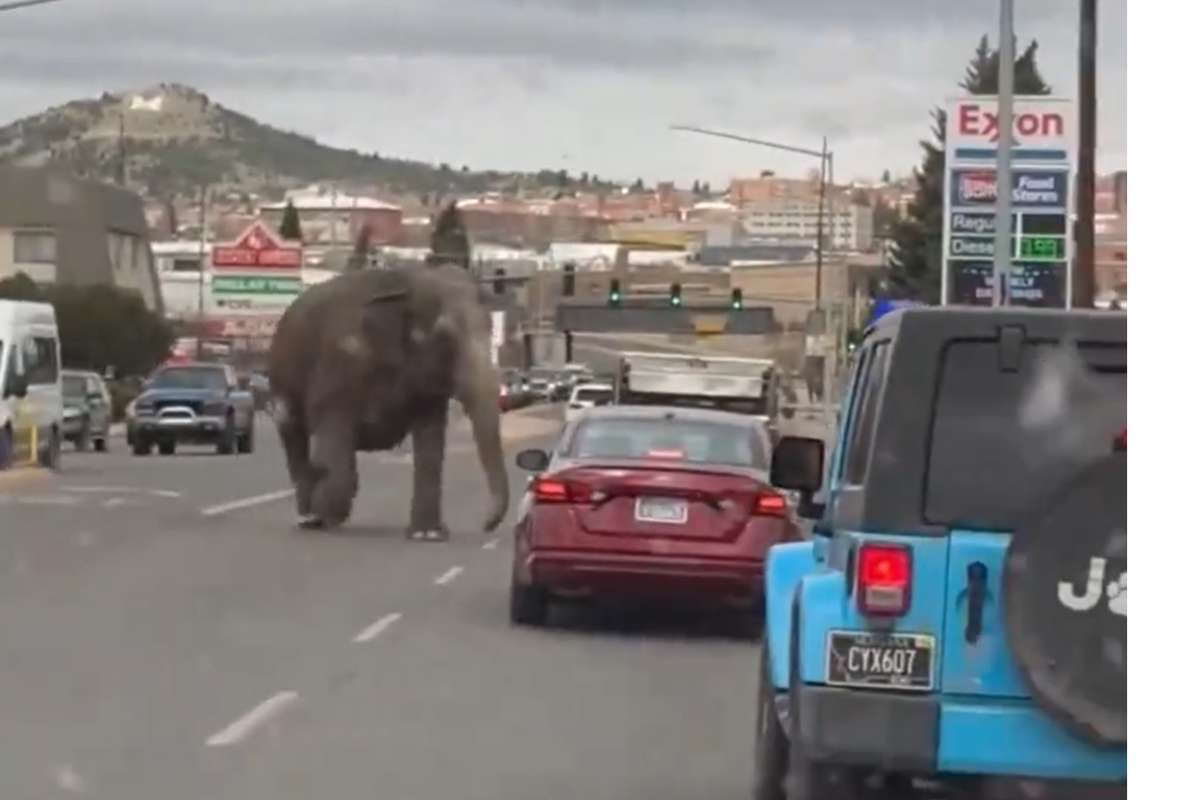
[0,83,607,200]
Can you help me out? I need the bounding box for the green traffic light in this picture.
[670,296,681,307]
[609,292,620,303]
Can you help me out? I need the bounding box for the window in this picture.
[924,340,1126,530]
[171,258,202,273]
[574,387,612,404]
[13,231,57,264]
[568,417,765,468]
[107,232,140,271]
[63,373,88,398]
[149,367,228,391]
[27,337,59,384]
[842,340,891,485]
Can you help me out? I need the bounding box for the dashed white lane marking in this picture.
[102,497,127,509]
[482,538,500,550]
[434,565,464,586]
[205,691,300,747]
[352,612,403,643]
[64,486,183,498]
[201,489,295,517]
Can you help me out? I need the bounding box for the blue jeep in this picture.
[755,307,1126,799]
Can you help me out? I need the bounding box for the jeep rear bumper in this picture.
[786,686,1126,783]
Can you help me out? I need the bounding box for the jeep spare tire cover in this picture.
[1004,454,1126,747]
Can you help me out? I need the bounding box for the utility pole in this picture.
[815,136,827,309]
[116,113,127,187]
[197,185,209,343]
[993,0,1016,307]
[1075,0,1098,308]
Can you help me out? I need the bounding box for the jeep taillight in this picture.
[856,543,912,616]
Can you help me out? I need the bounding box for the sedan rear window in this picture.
[569,417,764,468]
[575,388,612,403]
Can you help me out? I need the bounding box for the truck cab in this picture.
[754,307,1126,799]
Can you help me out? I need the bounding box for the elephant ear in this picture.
[361,289,411,348]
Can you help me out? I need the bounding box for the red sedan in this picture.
[509,405,802,627]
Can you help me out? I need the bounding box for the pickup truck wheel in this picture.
[753,644,788,800]
[158,440,176,456]
[93,435,107,453]
[216,416,235,455]
[38,428,61,470]
[237,423,255,454]
[132,436,151,456]
[0,427,12,469]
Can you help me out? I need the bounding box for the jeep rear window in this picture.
[924,340,1126,530]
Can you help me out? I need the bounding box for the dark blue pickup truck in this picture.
[126,363,256,456]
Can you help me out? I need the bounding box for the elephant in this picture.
[266,265,508,538]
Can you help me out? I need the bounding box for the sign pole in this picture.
[993,0,1016,307]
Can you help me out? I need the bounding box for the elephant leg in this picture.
[407,403,448,540]
[309,411,359,529]
[277,414,317,523]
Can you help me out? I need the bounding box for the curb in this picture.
[0,466,51,485]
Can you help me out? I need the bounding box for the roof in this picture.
[577,404,764,428]
[260,189,400,212]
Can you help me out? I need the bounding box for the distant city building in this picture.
[739,199,873,251]
[728,172,818,206]
[259,185,405,246]
[0,165,163,312]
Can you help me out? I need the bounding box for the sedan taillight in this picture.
[753,491,787,517]
[532,476,592,504]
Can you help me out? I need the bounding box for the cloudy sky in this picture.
[0,0,1126,186]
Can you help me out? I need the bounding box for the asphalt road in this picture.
[0,406,761,800]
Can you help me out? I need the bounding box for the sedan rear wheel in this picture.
[509,557,549,626]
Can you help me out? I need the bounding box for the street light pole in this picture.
[1075,0,1098,308]
[994,0,1016,307]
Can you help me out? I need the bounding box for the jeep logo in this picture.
[1058,557,1126,617]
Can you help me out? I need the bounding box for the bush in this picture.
[0,273,174,379]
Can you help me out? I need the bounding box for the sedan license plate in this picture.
[826,631,935,691]
[634,496,688,525]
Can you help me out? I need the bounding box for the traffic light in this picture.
[562,262,576,297]
[493,267,506,295]
[608,278,621,306]
[731,288,743,310]
[669,282,682,307]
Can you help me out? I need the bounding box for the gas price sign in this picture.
[941,96,1075,308]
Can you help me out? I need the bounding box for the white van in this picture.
[0,300,64,469]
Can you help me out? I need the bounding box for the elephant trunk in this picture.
[456,344,509,532]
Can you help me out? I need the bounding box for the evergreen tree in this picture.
[692,179,702,194]
[278,199,302,241]
[427,202,470,269]
[632,177,644,192]
[885,35,1051,302]
[881,169,892,184]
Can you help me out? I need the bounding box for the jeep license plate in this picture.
[825,631,935,691]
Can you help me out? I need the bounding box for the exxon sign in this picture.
[947,96,1074,164]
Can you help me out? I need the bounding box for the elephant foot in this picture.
[406,524,448,541]
[296,514,325,530]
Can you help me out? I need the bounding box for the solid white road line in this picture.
[102,497,127,509]
[352,612,403,643]
[482,538,500,550]
[64,486,182,498]
[434,565,464,586]
[201,489,295,517]
[205,691,300,747]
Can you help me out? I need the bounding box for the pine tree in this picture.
[632,177,644,192]
[278,199,302,241]
[428,202,470,269]
[884,35,1051,302]
[881,169,892,184]
[692,179,702,194]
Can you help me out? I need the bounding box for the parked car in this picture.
[61,369,112,452]
[509,405,803,628]
[498,369,533,412]
[127,362,256,456]
[753,307,1126,799]
[0,299,64,470]
[564,382,613,423]
[524,367,569,402]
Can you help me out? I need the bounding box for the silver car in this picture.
[61,370,112,452]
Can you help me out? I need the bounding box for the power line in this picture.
[0,0,67,12]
